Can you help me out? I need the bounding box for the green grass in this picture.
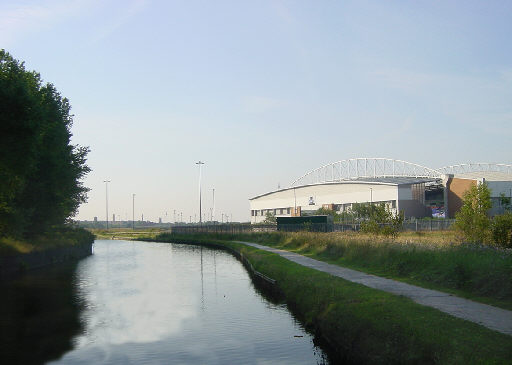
[89,228,165,240]
[162,231,512,310]
[144,233,512,364]
[0,227,94,256]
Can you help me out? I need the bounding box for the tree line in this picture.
[0,50,90,238]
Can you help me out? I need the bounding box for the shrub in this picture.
[454,183,492,243]
[491,212,512,248]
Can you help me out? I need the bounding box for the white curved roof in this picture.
[290,159,512,187]
[291,158,441,187]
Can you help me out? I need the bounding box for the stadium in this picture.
[249,158,512,224]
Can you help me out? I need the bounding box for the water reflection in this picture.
[4,240,329,364]
[0,261,83,365]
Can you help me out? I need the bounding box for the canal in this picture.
[2,240,331,364]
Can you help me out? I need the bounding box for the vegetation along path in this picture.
[235,241,512,336]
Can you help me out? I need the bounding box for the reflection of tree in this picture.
[0,262,83,364]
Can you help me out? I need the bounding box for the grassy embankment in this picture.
[145,232,512,364]
[156,230,512,310]
[90,227,165,241]
[0,228,95,256]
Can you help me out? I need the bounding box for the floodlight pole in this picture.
[132,193,135,230]
[212,188,215,222]
[196,161,205,224]
[103,180,111,229]
[294,187,297,216]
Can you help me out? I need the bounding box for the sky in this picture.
[2,0,511,223]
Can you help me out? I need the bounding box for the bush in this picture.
[454,183,492,243]
[358,203,403,238]
[491,212,512,248]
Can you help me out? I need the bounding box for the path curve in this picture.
[235,241,512,336]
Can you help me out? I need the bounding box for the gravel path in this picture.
[236,241,512,336]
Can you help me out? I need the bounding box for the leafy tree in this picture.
[314,207,339,221]
[499,193,511,212]
[356,202,403,238]
[0,50,90,238]
[262,212,277,224]
[491,212,512,248]
[454,183,492,243]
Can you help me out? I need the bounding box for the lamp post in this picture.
[103,180,111,229]
[212,188,215,222]
[132,193,135,230]
[196,161,205,224]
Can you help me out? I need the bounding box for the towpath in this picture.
[235,241,512,336]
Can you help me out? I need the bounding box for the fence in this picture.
[170,219,455,234]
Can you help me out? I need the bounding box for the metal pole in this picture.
[103,180,111,229]
[196,161,205,224]
[294,187,297,216]
[132,193,135,230]
[370,187,373,204]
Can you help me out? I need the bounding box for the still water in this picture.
[15,239,330,364]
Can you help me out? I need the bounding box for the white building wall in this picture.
[249,182,400,223]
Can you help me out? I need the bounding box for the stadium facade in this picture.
[249,158,512,224]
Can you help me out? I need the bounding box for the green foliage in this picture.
[356,203,404,238]
[454,183,492,243]
[0,50,90,238]
[491,212,512,248]
[262,212,277,224]
[499,192,511,211]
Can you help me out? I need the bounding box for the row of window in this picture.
[251,208,291,216]
[251,200,398,217]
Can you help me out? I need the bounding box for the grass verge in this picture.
[143,233,512,364]
[0,227,94,256]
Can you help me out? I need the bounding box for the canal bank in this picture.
[0,229,94,281]
[145,233,512,364]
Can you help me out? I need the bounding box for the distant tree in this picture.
[262,212,277,224]
[314,207,339,221]
[491,212,512,248]
[0,50,90,238]
[355,202,404,238]
[454,183,492,243]
[499,193,511,212]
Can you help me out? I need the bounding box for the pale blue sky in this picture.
[2,0,511,222]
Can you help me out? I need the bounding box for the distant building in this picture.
[249,158,512,223]
[94,216,98,222]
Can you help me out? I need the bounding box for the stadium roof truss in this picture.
[290,158,442,187]
[290,158,512,188]
[436,163,512,175]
